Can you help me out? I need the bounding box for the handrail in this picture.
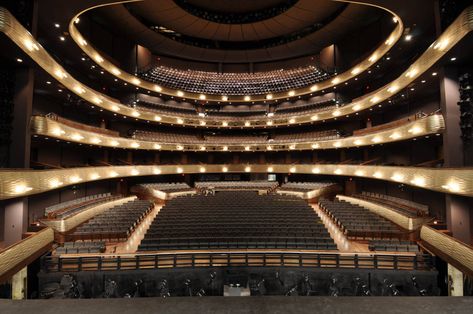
[0,227,54,282]
[30,113,445,152]
[41,251,434,273]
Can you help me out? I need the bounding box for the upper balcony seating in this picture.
[318,198,405,239]
[132,129,202,143]
[139,65,331,95]
[279,182,336,192]
[195,181,279,191]
[368,239,419,252]
[353,114,419,136]
[134,98,339,120]
[131,129,340,145]
[46,113,119,137]
[356,192,429,217]
[138,191,336,251]
[204,135,269,144]
[139,183,193,193]
[44,193,117,219]
[71,199,153,241]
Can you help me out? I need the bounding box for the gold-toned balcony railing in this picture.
[0,227,54,282]
[69,0,403,102]
[2,6,472,128]
[30,113,445,152]
[0,164,472,200]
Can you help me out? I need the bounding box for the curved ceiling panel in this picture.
[96,0,378,63]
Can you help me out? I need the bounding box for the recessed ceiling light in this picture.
[432,72,438,76]
[54,23,60,28]
[421,80,426,83]
[59,36,65,41]
[46,81,51,84]
[16,58,23,63]
[81,57,86,61]
[405,34,412,41]
[450,57,457,61]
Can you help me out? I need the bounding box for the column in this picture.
[440,67,473,244]
[448,264,464,296]
[11,267,27,300]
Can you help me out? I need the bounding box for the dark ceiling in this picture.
[90,0,385,64]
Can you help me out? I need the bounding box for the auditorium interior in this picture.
[0,0,473,312]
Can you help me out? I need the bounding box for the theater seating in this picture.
[368,239,419,252]
[55,241,106,254]
[131,129,340,145]
[279,182,336,192]
[138,183,193,193]
[44,193,117,219]
[139,191,336,251]
[318,198,405,239]
[139,65,331,95]
[71,199,154,241]
[357,192,429,217]
[195,181,279,191]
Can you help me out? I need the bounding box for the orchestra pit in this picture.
[1,0,473,313]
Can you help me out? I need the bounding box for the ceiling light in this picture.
[432,72,438,76]
[54,23,60,28]
[450,57,457,61]
[59,36,65,41]
[404,34,412,41]
[16,58,23,63]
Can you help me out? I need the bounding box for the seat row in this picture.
[45,193,115,219]
[319,199,405,239]
[140,191,336,251]
[71,200,153,241]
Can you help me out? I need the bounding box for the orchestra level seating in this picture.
[139,191,337,251]
[318,198,405,239]
[71,199,154,241]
